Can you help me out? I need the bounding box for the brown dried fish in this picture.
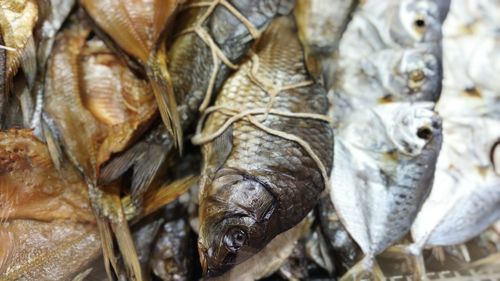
[195,16,333,276]
[80,0,184,147]
[100,0,294,215]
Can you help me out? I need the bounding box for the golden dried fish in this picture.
[195,16,333,276]
[0,0,38,124]
[80,0,184,147]
[330,102,442,278]
[0,129,100,280]
[43,19,156,181]
[294,0,358,86]
[100,0,294,214]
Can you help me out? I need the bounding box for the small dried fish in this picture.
[411,117,500,252]
[294,0,358,86]
[195,16,333,276]
[330,0,449,121]
[330,102,442,274]
[100,0,294,214]
[80,0,184,147]
[0,129,100,281]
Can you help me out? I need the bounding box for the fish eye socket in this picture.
[414,18,426,29]
[417,127,433,140]
[223,228,247,252]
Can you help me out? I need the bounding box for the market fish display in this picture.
[331,102,442,272]
[195,16,333,276]
[0,129,100,280]
[100,0,295,211]
[330,0,449,121]
[294,0,358,86]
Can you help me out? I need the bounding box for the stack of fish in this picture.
[0,0,498,280]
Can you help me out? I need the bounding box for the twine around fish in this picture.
[176,0,262,112]
[192,53,332,188]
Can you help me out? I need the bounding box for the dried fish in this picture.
[411,123,500,248]
[100,0,294,214]
[330,0,449,121]
[195,16,333,276]
[0,129,100,281]
[294,0,358,86]
[330,102,442,276]
[0,0,38,125]
[80,0,184,147]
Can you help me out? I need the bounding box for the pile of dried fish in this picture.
[0,0,499,280]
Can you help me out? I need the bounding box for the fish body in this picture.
[437,0,500,119]
[331,0,449,121]
[197,16,333,276]
[330,102,442,262]
[0,129,100,281]
[100,0,295,211]
[411,117,500,249]
[294,0,358,85]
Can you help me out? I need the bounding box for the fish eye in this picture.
[414,18,426,28]
[417,127,433,140]
[223,228,247,252]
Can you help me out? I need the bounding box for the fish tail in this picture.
[89,183,143,281]
[146,44,183,153]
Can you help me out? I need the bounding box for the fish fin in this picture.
[99,142,146,185]
[205,124,233,174]
[146,44,182,152]
[71,268,93,281]
[123,175,198,222]
[0,229,15,274]
[42,119,63,170]
[20,35,37,89]
[130,144,168,207]
[90,184,143,281]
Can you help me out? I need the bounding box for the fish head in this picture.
[397,0,447,43]
[398,49,440,100]
[198,170,277,277]
[382,102,442,156]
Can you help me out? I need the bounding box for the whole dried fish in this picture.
[0,129,100,281]
[294,0,358,86]
[100,0,294,213]
[330,0,449,121]
[195,16,333,276]
[330,102,442,273]
[80,0,184,147]
[411,117,500,252]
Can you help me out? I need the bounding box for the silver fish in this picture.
[411,117,500,252]
[330,102,442,269]
[330,0,449,121]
